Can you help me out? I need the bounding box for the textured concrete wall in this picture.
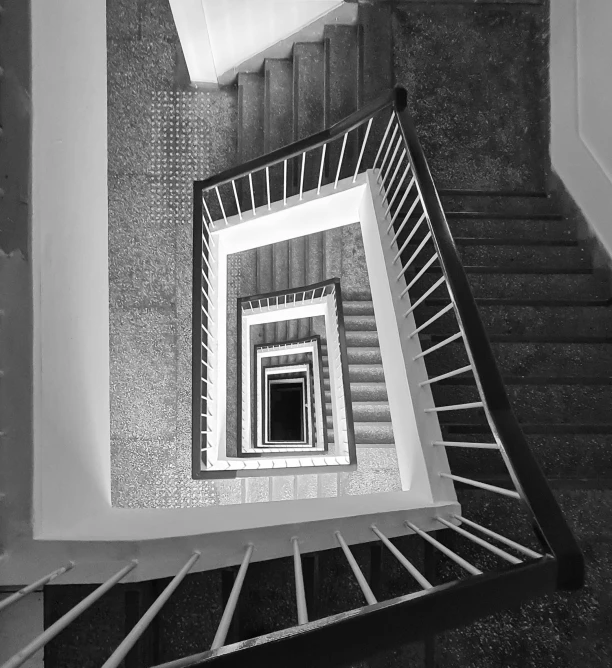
[107,0,237,507]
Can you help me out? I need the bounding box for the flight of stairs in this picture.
[325,294,394,448]
[45,2,608,666]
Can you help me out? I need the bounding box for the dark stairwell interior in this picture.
[42,1,611,666]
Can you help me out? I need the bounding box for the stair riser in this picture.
[440,195,557,215]
[326,384,388,401]
[422,342,612,378]
[432,384,612,424]
[344,330,380,346]
[323,347,382,364]
[446,218,575,241]
[343,301,375,315]
[399,243,589,270]
[344,315,378,331]
[444,434,612,479]
[416,305,612,338]
[326,402,391,423]
[324,366,385,383]
[327,423,394,443]
[411,273,610,301]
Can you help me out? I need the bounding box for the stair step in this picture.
[237,73,264,209]
[359,3,393,105]
[399,241,590,271]
[414,273,610,301]
[433,384,612,424]
[294,41,325,193]
[339,287,373,301]
[323,346,382,365]
[445,433,612,480]
[422,342,612,378]
[439,192,558,216]
[344,330,380,347]
[324,365,385,383]
[417,304,612,339]
[343,314,377,331]
[445,217,576,241]
[324,24,359,182]
[328,422,394,444]
[325,401,391,423]
[326,382,388,401]
[343,300,375,315]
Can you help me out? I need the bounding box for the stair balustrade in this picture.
[0,87,583,668]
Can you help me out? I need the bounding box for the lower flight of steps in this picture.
[399,192,612,485]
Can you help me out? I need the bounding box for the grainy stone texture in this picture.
[433,490,612,668]
[108,0,237,506]
[393,2,549,189]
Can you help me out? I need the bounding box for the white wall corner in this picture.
[550,0,612,260]
[169,0,217,84]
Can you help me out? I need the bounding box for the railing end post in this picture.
[394,86,408,112]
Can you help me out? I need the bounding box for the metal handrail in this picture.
[393,102,584,590]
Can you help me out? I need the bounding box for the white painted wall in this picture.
[551,0,612,257]
[31,0,112,537]
[169,0,342,84]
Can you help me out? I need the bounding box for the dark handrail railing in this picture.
[393,106,584,591]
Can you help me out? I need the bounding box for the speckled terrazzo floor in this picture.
[107,4,401,507]
[107,0,237,507]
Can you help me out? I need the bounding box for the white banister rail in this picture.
[335,531,377,605]
[1,561,138,668]
[211,544,254,650]
[102,553,201,668]
[292,537,309,625]
[0,562,75,613]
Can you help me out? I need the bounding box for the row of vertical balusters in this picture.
[374,111,524,503]
[198,113,384,229]
[194,107,393,466]
[199,205,217,460]
[0,517,542,668]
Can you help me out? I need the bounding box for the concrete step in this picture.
[422,341,612,378]
[433,382,612,424]
[414,272,610,301]
[417,304,612,339]
[344,330,380,347]
[339,287,373,301]
[442,433,612,480]
[358,3,393,171]
[343,300,375,315]
[326,401,391,423]
[343,314,378,331]
[439,193,558,216]
[237,72,264,209]
[324,364,385,382]
[323,346,382,364]
[399,240,590,271]
[294,41,325,193]
[326,382,388,402]
[328,421,394,444]
[324,24,359,182]
[445,216,576,241]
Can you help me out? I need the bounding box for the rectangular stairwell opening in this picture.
[268,379,306,443]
